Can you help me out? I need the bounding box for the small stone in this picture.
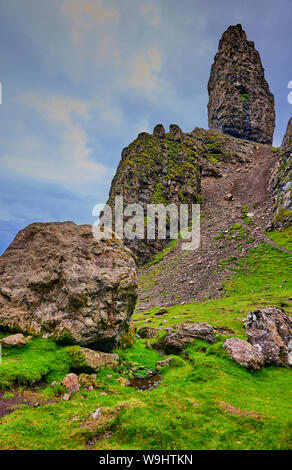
[92,408,101,420]
[117,377,127,386]
[156,357,174,368]
[50,381,57,388]
[61,373,80,394]
[63,394,70,401]
[224,193,233,201]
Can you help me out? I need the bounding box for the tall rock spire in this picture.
[207,24,275,144]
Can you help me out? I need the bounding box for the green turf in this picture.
[0,232,291,450]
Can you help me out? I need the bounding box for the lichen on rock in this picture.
[0,221,137,350]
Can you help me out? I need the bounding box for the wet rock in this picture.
[0,334,32,348]
[70,347,119,373]
[223,337,265,370]
[164,322,215,353]
[245,307,292,366]
[61,373,80,394]
[0,222,137,350]
[208,24,275,144]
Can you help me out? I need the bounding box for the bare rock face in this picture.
[282,117,292,149]
[269,118,292,230]
[0,222,137,350]
[223,337,265,370]
[153,124,166,138]
[245,307,292,366]
[208,24,275,144]
[164,322,215,353]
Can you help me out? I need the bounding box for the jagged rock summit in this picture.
[208,24,275,144]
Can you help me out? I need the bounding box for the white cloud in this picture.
[62,0,120,45]
[1,94,112,192]
[128,45,162,92]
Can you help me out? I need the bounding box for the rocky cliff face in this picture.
[104,123,262,264]
[208,24,275,144]
[105,125,201,264]
[0,222,137,350]
[269,118,292,229]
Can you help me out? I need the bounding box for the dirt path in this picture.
[137,142,285,312]
[263,235,292,254]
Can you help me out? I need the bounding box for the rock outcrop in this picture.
[104,126,201,264]
[0,222,137,350]
[245,307,292,366]
[269,118,292,230]
[164,322,215,353]
[208,24,275,144]
[223,337,265,370]
[104,123,261,264]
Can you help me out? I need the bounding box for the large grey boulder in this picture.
[0,222,137,350]
[245,307,292,366]
[223,337,265,370]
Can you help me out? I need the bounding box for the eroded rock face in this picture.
[164,322,215,353]
[104,126,201,264]
[269,118,292,230]
[0,222,137,350]
[208,24,275,144]
[223,337,265,370]
[245,307,292,366]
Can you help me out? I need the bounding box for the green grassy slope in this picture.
[0,233,291,450]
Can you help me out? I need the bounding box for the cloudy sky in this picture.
[1,0,292,253]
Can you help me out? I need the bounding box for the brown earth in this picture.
[137,142,289,312]
[0,383,52,418]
